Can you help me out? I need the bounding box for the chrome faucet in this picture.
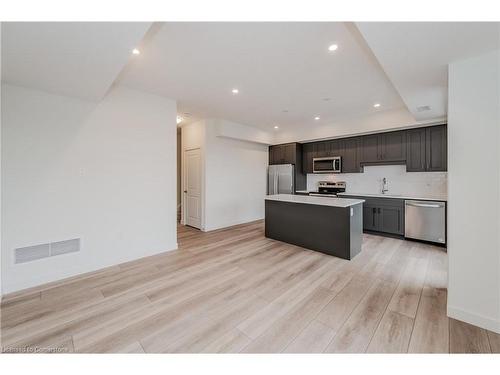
[381,177,389,194]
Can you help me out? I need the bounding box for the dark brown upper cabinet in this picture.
[382,131,407,162]
[360,134,380,163]
[314,141,328,158]
[327,139,344,156]
[406,125,447,172]
[269,143,297,165]
[361,131,406,164]
[302,143,314,174]
[341,137,362,173]
[426,125,447,171]
[406,127,426,171]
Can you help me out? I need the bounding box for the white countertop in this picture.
[337,192,447,202]
[266,194,364,208]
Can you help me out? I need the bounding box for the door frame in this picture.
[182,147,204,230]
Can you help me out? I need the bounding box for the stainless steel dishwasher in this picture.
[405,200,446,244]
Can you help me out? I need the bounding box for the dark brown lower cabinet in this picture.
[343,195,405,236]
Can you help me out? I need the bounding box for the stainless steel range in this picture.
[309,181,346,197]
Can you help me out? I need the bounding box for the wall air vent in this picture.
[416,105,431,112]
[14,238,81,264]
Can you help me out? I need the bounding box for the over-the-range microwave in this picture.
[313,156,342,173]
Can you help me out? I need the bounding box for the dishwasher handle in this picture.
[405,201,444,209]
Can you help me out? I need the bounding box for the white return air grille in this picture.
[14,238,80,264]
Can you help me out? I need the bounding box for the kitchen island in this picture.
[265,194,365,260]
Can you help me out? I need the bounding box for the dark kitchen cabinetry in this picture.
[302,143,314,174]
[361,131,406,164]
[406,125,447,172]
[302,139,347,174]
[360,134,380,164]
[426,125,447,171]
[344,195,405,236]
[278,124,447,175]
[269,143,297,165]
[342,137,361,173]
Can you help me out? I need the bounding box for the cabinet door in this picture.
[283,143,296,164]
[378,205,404,235]
[361,134,380,163]
[342,137,361,173]
[269,146,276,164]
[328,139,344,157]
[314,141,328,158]
[380,131,406,162]
[302,143,314,173]
[406,128,426,171]
[426,125,447,171]
[363,205,378,231]
[269,145,280,165]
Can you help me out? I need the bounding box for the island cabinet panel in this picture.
[265,199,363,260]
[342,195,405,236]
[341,137,361,173]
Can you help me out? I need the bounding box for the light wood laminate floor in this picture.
[1,221,499,353]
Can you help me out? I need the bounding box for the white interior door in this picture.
[184,148,202,229]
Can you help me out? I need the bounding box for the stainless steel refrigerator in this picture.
[268,164,294,195]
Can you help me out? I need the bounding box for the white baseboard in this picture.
[204,216,264,232]
[448,305,500,334]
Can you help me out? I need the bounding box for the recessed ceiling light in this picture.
[323,98,331,101]
[232,88,239,94]
[274,126,279,129]
[314,116,320,120]
[373,103,381,108]
[282,109,289,113]
[176,116,183,124]
[132,48,140,55]
[328,44,338,52]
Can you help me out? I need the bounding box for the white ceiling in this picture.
[356,22,500,121]
[1,22,151,101]
[2,22,498,131]
[117,22,407,130]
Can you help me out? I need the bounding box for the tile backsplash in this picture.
[306,165,447,197]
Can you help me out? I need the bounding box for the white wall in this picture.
[1,84,178,294]
[204,119,268,231]
[447,49,500,333]
[273,107,441,144]
[307,165,447,199]
[181,119,268,232]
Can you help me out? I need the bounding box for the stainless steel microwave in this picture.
[313,156,342,173]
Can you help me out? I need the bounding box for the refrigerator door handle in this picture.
[277,174,280,194]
